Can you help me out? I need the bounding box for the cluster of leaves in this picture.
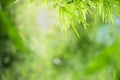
[51,0,120,36]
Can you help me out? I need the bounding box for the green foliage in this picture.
[52,0,120,35]
[0,0,120,80]
[0,0,29,78]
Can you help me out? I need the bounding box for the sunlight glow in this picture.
[37,6,59,32]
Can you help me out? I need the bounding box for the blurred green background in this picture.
[0,0,120,80]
